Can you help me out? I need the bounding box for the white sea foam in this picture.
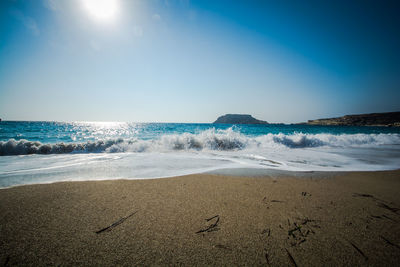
[2,124,400,188]
[1,128,399,155]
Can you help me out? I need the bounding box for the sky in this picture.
[0,0,399,123]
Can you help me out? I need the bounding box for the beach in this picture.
[1,170,399,266]
[2,0,400,265]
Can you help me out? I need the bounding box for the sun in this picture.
[82,0,119,22]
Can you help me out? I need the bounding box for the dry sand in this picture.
[1,170,400,266]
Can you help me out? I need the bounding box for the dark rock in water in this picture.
[306,111,400,127]
[213,114,268,124]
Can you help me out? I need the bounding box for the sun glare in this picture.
[83,0,118,22]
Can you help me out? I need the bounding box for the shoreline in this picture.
[1,170,400,265]
[2,168,400,190]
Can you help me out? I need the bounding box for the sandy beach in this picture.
[1,170,400,266]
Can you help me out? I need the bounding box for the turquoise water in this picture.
[1,121,399,145]
[0,121,400,188]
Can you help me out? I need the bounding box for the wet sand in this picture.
[1,170,400,266]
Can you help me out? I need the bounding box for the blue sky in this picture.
[0,0,399,123]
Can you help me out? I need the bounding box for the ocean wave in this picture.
[257,132,400,148]
[1,128,399,155]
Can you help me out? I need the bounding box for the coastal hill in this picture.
[213,114,268,124]
[306,111,400,127]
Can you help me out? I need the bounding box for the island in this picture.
[213,114,268,124]
[306,111,400,127]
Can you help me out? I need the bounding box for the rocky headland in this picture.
[306,111,400,127]
[213,114,269,124]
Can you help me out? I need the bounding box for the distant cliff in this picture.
[213,114,268,124]
[306,112,400,127]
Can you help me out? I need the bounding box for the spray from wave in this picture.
[1,128,399,156]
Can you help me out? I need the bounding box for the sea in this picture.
[1,121,400,188]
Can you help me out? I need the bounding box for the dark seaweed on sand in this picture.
[196,215,220,234]
[285,248,298,267]
[349,241,368,261]
[381,236,400,249]
[95,211,138,234]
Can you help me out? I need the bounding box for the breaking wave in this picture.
[1,128,399,156]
